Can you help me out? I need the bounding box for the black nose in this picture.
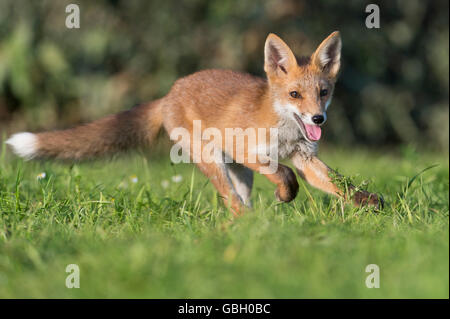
[312,114,325,124]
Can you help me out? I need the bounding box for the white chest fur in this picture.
[276,117,317,159]
[272,100,318,159]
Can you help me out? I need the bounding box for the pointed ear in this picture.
[264,33,297,76]
[311,31,342,78]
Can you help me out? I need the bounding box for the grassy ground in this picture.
[0,142,448,298]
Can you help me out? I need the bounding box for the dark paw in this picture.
[353,190,384,209]
[274,166,299,202]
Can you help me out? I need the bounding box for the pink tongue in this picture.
[304,124,322,141]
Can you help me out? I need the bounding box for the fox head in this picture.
[264,32,342,142]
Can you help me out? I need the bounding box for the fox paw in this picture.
[274,166,299,202]
[353,190,384,209]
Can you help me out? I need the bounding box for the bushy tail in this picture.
[6,99,163,161]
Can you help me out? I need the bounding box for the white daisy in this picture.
[171,175,183,183]
[37,172,46,180]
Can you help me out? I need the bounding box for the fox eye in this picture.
[320,89,328,97]
[290,91,301,99]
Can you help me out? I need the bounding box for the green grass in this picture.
[0,143,448,298]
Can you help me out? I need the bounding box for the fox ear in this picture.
[311,31,342,78]
[264,33,297,76]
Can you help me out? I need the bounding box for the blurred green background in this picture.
[0,0,448,150]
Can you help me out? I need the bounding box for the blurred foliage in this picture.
[0,0,448,150]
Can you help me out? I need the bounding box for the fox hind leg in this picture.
[224,162,254,208]
[195,160,246,215]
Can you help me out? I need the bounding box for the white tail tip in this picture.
[5,132,38,160]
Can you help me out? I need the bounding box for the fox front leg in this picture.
[244,162,299,203]
[291,153,383,209]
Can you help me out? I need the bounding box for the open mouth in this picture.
[293,113,322,141]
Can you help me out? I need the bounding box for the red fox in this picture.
[6,31,383,214]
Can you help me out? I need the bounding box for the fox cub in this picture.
[7,31,383,215]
